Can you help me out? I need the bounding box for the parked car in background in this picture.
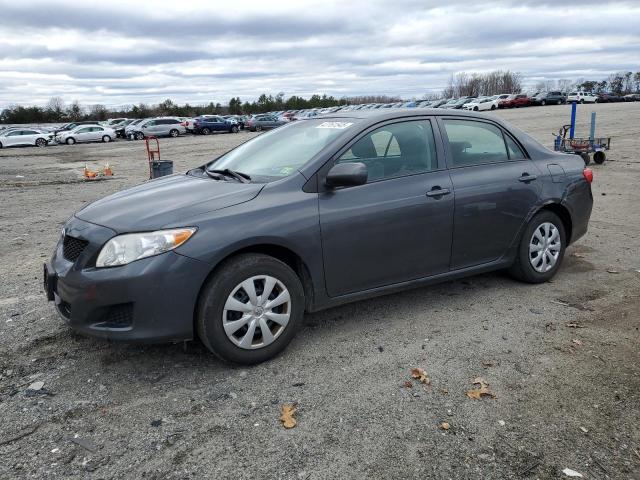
[511,94,532,108]
[530,91,567,106]
[128,117,185,140]
[441,97,476,109]
[224,115,246,129]
[462,97,497,111]
[57,125,116,145]
[192,116,240,135]
[430,99,449,108]
[114,119,139,138]
[246,115,287,131]
[596,92,624,103]
[624,93,640,101]
[104,118,128,127]
[45,109,593,364]
[0,128,53,148]
[498,94,516,108]
[567,92,597,103]
[52,121,100,136]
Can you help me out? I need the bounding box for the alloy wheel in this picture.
[36,138,47,147]
[222,275,291,350]
[529,222,561,273]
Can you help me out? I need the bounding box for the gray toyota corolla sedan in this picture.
[45,109,593,364]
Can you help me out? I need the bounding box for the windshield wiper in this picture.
[207,168,251,183]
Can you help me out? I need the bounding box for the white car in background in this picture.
[57,125,116,145]
[0,128,54,148]
[567,92,597,103]
[463,97,498,111]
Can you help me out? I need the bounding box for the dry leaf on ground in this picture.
[571,252,586,258]
[572,339,584,346]
[606,269,620,274]
[280,403,298,429]
[565,322,585,329]
[403,381,413,389]
[410,367,430,385]
[466,377,496,400]
[439,422,450,430]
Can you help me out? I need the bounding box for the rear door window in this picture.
[442,119,510,167]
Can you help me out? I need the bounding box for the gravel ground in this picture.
[0,103,639,479]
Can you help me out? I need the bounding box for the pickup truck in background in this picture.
[567,92,598,103]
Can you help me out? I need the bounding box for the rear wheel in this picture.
[473,106,478,111]
[102,135,111,143]
[557,100,562,105]
[580,99,585,104]
[135,132,144,140]
[197,254,304,364]
[255,125,262,132]
[541,100,546,106]
[490,105,496,110]
[509,211,566,283]
[35,138,47,148]
[66,137,76,145]
[231,125,239,133]
[593,151,606,164]
[169,129,179,138]
[201,127,211,135]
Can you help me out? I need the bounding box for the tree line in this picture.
[2,69,638,124]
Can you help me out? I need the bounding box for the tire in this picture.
[201,128,211,135]
[541,100,546,106]
[197,253,305,364]
[0,142,3,148]
[557,100,562,105]
[66,137,76,145]
[255,125,262,132]
[491,105,496,110]
[508,211,566,284]
[102,135,111,143]
[135,132,144,141]
[580,152,591,165]
[473,106,478,111]
[580,99,585,104]
[169,129,179,138]
[231,125,239,133]
[593,151,606,164]
[35,138,47,148]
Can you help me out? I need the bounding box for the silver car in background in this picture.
[0,128,54,148]
[56,125,116,145]
[127,117,185,140]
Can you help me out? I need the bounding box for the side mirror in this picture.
[326,162,368,188]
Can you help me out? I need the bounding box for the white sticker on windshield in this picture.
[316,122,353,129]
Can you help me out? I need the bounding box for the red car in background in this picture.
[501,94,531,108]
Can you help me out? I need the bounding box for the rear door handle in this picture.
[518,173,538,182]
[426,187,451,197]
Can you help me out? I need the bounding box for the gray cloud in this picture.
[0,0,638,107]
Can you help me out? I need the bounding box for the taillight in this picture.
[583,168,593,183]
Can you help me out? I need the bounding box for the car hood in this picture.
[75,173,264,233]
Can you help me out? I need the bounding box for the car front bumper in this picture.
[45,217,211,343]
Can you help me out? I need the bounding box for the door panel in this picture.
[448,162,540,269]
[319,172,454,296]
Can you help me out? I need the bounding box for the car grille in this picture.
[63,235,89,262]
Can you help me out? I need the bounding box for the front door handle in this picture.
[426,187,451,197]
[518,173,537,182]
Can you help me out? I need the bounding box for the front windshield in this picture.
[207,119,353,180]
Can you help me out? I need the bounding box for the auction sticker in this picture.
[316,122,353,129]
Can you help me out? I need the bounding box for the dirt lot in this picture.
[1,103,639,479]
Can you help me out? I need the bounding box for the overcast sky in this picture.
[1,0,639,108]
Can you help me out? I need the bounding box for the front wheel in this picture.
[197,254,305,364]
[66,137,76,145]
[231,125,239,133]
[102,135,111,143]
[509,211,566,283]
[490,104,496,110]
[35,138,47,148]
[255,125,262,132]
[135,132,144,140]
[557,100,562,105]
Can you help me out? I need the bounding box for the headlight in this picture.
[96,228,196,267]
